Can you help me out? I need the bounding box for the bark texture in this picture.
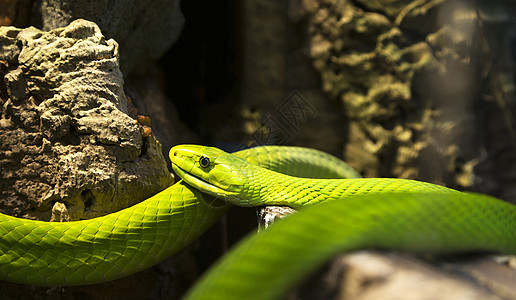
[0,19,173,221]
[34,0,184,74]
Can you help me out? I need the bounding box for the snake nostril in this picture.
[174,151,178,157]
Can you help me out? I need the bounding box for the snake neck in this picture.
[236,165,348,208]
[233,165,305,207]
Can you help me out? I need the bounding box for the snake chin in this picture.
[198,193,230,209]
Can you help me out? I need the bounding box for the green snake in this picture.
[2,144,516,300]
[0,145,357,286]
[170,145,516,300]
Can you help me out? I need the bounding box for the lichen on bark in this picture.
[0,19,173,221]
[303,0,494,191]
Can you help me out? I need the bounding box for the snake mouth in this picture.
[172,163,233,199]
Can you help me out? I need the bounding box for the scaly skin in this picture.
[0,146,354,286]
[170,145,458,209]
[183,192,516,300]
[170,145,516,300]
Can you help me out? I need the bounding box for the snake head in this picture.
[170,145,246,201]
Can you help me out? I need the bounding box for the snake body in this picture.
[169,145,516,299]
[3,143,516,299]
[170,145,457,209]
[183,192,516,300]
[0,146,355,286]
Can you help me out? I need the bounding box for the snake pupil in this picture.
[199,156,210,168]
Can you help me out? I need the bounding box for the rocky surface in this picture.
[34,0,184,75]
[0,19,173,222]
[303,0,478,186]
[291,251,515,300]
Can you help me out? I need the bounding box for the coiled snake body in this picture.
[0,145,357,286]
[2,144,516,300]
[170,145,516,300]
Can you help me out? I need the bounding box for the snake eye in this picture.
[199,156,210,168]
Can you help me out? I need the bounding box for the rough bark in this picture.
[0,20,173,222]
[33,0,184,75]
